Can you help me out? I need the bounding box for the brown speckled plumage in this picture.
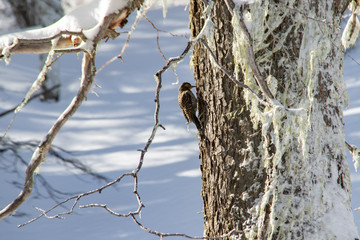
[178,82,202,131]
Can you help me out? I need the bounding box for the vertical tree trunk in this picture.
[190,0,358,239]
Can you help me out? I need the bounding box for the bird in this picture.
[178,82,202,132]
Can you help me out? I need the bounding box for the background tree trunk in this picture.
[7,0,63,102]
[190,0,359,239]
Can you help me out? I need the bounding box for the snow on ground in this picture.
[0,2,360,240]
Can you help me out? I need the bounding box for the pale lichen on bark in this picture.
[231,0,358,239]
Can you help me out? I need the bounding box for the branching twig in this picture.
[0,52,96,221]
[17,23,195,229]
[18,171,139,227]
[0,84,61,118]
[0,52,63,142]
[96,3,152,74]
[200,39,270,107]
[131,215,240,239]
[144,15,187,82]
[0,7,130,220]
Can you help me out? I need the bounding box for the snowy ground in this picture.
[1,3,360,240]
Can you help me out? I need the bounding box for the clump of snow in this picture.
[351,145,360,172]
[233,0,256,6]
[342,1,360,49]
[349,0,360,15]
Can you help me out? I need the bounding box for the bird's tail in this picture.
[193,115,204,137]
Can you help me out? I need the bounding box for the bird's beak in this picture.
[190,85,196,89]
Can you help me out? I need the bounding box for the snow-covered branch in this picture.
[0,0,141,60]
[0,0,145,221]
[224,0,275,103]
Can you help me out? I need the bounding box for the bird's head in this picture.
[179,82,195,92]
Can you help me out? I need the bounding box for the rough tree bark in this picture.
[190,0,358,239]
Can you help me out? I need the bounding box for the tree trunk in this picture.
[190,0,358,239]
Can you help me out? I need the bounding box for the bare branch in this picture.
[200,39,270,107]
[131,215,241,239]
[97,3,152,74]
[225,1,275,102]
[17,26,194,227]
[0,84,60,118]
[346,141,360,156]
[0,52,95,221]
[144,16,188,82]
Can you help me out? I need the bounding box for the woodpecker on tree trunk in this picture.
[178,82,202,133]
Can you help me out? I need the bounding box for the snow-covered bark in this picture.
[233,1,357,238]
[191,0,358,239]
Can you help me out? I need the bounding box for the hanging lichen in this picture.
[231,0,357,238]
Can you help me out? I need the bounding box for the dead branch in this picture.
[224,0,275,103]
[0,84,60,118]
[200,38,270,107]
[0,5,134,219]
[144,15,188,82]
[131,215,241,239]
[0,52,95,221]
[97,3,152,74]
[0,7,130,58]
[17,28,195,228]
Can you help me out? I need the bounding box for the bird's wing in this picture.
[181,92,196,117]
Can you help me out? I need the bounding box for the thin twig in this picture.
[0,84,61,118]
[0,52,63,142]
[18,29,194,228]
[224,0,275,103]
[200,39,270,107]
[0,8,128,221]
[144,15,187,82]
[96,3,152,74]
[131,215,241,239]
[0,52,95,221]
